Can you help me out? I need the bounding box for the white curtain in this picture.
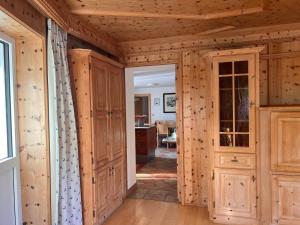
[48,19,83,225]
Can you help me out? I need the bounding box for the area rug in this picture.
[155,147,177,159]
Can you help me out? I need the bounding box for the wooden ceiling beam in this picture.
[120,22,300,54]
[0,0,46,37]
[71,6,263,20]
[28,0,122,57]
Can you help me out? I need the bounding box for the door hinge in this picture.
[93,209,95,218]
[90,110,93,117]
[91,157,94,165]
[212,170,215,181]
[213,201,215,208]
[92,177,95,184]
[211,101,214,109]
[212,139,214,146]
[252,175,256,182]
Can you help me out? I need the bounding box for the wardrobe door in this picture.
[272,176,300,225]
[91,58,110,168]
[109,65,124,160]
[214,169,257,219]
[271,112,300,173]
[110,159,124,203]
[94,167,110,224]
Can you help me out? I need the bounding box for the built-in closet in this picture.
[207,47,300,225]
[69,49,126,225]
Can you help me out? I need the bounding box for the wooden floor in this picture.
[104,199,225,225]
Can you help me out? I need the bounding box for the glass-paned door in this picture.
[213,55,255,153]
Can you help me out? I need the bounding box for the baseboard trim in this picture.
[126,183,137,196]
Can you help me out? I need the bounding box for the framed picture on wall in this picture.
[163,93,176,113]
[154,97,160,106]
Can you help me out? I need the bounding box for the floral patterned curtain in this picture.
[48,19,83,225]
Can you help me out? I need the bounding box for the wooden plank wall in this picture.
[182,50,209,205]
[16,37,50,225]
[0,2,50,224]
[122,36,300,206]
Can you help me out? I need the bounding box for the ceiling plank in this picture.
[71,6,263,20]
[120,22,300,55]
[29,0,122,57]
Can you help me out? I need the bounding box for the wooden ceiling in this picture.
[63,0,300,42]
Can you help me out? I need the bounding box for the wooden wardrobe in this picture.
[68,49,126,225]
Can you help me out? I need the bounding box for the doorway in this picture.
[125,64,178,202]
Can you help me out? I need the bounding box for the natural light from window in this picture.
[0,42,8,160]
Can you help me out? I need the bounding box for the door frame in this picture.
[124,62,184,203]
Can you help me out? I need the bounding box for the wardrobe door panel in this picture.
[111,159,124,201]
[110,112,124,160]
[93,114,110,168]
[91,58,109,112]
[91,58,110,168]
[272,176,300,225]
[94,167,110,224]
[214,169,257,219]
[109,66,124,112]
[271,112,300,172]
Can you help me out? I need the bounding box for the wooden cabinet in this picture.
[69,49,125,225]
[267,110,300,225]
[214,169,257,219]
[208,48,262,225]
[135,126,157,163]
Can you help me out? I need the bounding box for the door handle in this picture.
[231,159,239,163]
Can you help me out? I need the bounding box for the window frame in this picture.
[0,39,13,160]
[0,31,22,225]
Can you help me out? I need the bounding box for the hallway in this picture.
[128,157,178,202]
[104,199,225,225]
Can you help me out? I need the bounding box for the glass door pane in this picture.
[0,42,9,160]
[218,60,250,148]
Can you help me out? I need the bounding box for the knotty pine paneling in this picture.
[270,57,300,105]
[16,37,50,225]
[182,50,208,206]
[123,37,300,207]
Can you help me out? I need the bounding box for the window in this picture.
[0,32,22,225]
[0,40,12,160]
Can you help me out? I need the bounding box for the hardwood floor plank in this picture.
[104,199,225,225]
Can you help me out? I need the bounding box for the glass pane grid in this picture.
[218,60,249,148]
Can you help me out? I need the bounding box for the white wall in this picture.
[134,86,176,123]
[125,68,136,189]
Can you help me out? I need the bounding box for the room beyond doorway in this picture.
[125,64,178,203]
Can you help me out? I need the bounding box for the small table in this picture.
[162,136,176,150]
